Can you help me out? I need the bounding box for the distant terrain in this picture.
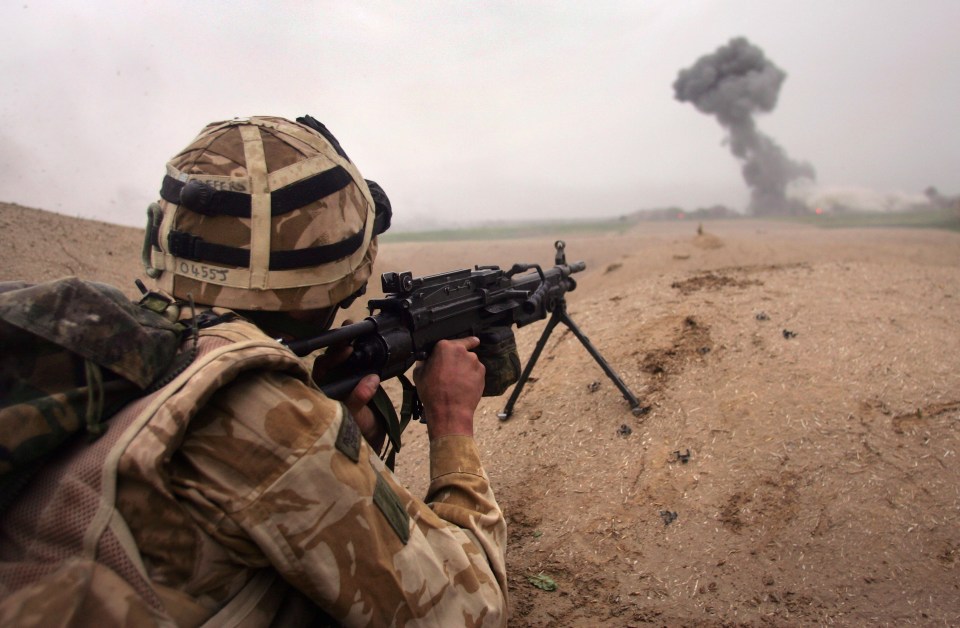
[382,205,960,243]
[3,201,959,625]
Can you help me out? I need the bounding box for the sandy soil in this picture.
[3,201,959,626]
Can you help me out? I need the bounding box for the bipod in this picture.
[498,295,644,421]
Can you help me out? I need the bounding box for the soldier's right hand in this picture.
[413,337,485,440]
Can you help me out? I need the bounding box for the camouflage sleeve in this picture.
[426,435,508,596]
[173,370,507,627]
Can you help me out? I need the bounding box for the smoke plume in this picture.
[674,37,815,215]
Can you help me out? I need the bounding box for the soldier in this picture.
[0,116,507,626]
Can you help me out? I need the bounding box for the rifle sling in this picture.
[370,375,422,471]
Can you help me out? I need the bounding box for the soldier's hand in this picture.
[413,337,485,440]
[311,320,386,451]
[310,320,355,386]
[346,374,386,452]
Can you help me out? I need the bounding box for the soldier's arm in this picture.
[173,368,506,626]
[416,338,508,607]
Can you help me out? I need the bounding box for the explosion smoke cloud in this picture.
[674,37,815,215]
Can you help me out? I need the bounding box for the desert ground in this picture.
[2,201,959,626]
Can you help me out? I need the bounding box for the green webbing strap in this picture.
[368,385,401,471]
[397,374,423,432]
[83,360,106,437]
[369,375,422,471]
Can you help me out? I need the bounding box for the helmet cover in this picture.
[144,116,380,311]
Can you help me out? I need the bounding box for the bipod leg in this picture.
[498,309,562,420]
[558,310,645,416]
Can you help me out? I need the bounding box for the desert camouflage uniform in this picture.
[0,314,507,627]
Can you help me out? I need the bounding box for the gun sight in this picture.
[381,271,414,294]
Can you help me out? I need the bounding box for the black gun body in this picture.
[290,262,583,399]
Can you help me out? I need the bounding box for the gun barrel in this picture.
[285,318,377,356]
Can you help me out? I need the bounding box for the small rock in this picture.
[660,510,678,526]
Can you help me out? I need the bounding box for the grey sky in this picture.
[1,1,958,229]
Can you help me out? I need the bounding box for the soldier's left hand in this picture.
[311,320,387,451]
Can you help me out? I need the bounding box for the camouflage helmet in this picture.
[142,115,391,311]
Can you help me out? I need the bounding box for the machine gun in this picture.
[285,241,643,419]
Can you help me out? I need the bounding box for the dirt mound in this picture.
[692,231,724,249]
[3,206,960,625]
[0,202,146,297]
